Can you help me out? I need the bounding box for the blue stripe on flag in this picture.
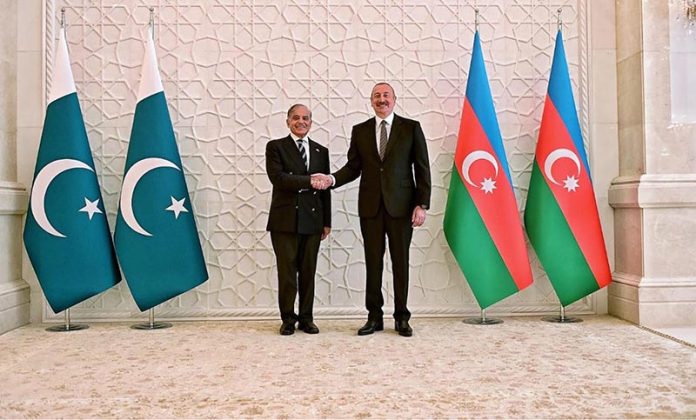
[547,31,591,177]
[465,32,513,186]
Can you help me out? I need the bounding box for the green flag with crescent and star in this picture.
[114,29,208,311]
[23,27,121,313]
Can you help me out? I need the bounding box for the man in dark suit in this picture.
[266,104,331,335]
[315,83,431,337]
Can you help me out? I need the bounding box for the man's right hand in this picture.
[310,174,332,190]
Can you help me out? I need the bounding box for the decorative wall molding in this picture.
[578,0,590,151]
[611,271,696,289]
[609,174,696,208]
[0,280,30,335]
[42,0,595,321]
[45,300,595,323]
[0,182,28,215]
[612,271,642,288]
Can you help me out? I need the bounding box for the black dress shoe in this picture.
[298,321,319,334]
[279,321,295,335]
[357,319,384,336]
[395,320,413,337]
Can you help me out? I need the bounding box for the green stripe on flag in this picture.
[444,167,519,309]
[524,163,599,306]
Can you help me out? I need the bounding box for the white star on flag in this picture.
[165,196,189,219]
[562,175,579,192]
[480,177,497,194]
[79,197,103,220]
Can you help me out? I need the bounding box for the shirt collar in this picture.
[290,133,306,143]
[376,113,395,127]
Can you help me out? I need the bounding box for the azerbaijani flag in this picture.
[524,31,611,306]
[444,32,533,309]
[114,28,208,311]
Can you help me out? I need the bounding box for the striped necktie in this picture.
[379,120,388,160]
[297,139,308,169]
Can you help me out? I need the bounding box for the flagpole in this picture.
[539,9,583,326]
[458,10,504,327]
[131,307,172,330]
[43,9,90,334]
[542,304,583,323]
[128,8,173,331]
[46,308,90,332]
[148,7,155,41]
[463,307,503,325]
[557,8,563,33]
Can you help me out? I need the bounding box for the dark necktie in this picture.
[379,120,388,160]
[297,139,308,169]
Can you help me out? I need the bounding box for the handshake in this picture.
[310,173,333,190]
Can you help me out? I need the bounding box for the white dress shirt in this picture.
[290,133,310,169]
[328,113,394,187]
[375,112,395,153]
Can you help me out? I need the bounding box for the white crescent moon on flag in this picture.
[31,159,94,238]
[461,150,499,187]
[543,148,581,185]
[120,157,180,237]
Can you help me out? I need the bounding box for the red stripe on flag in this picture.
[454,101,533,291]
[534,97,611,287]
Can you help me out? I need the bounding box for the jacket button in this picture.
[313,191,317,195]
[311,208,315,211]
[380,168,383,172]
[295,206,299,209]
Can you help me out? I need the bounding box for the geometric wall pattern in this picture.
[44,0,594,320]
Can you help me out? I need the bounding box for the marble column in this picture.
[16,0,44,323]
[609,0,696,327]
[0,0,29,334]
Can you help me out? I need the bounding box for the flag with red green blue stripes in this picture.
[524,31,612,306]
[443,32,533,309]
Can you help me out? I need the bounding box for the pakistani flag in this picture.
[443,32,533,309]
[114,30,207,311]
[23,28,120,313]
[524,31,611,306]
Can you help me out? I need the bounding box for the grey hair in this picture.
[287,103,312,119]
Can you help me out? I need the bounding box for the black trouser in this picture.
[360,202,413,322]
[270,231,321,323]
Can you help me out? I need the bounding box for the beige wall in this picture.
[0,0,30,334]
[5,1,693,331]
[11,0,622,323]
[609,0,696,328]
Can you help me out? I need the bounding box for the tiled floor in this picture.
[652,326,696,347]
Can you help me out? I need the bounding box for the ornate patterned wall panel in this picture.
[44,0,593,320]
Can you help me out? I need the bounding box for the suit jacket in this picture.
[333,114,431,218]
[266,135,331,235]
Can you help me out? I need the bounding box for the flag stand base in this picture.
[46,309,89,332]
[46,324,89,332]
[131,321,172,330]
[131,308,172,330]
[462,309,503,325]
[541,315,582,323]
[542,305,583,323]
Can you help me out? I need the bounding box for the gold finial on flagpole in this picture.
[557,8,563,33]
[474,8,479,33]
